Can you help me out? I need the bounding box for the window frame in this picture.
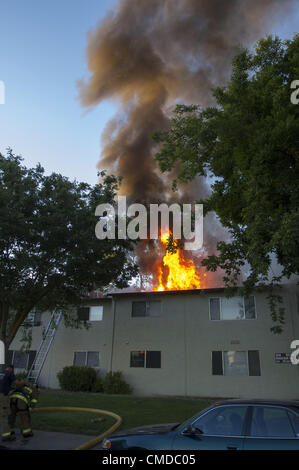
[246,405,299,440]
[9,350,36,370]
[211,350,261,377]
[130,350,161,369]
[77,306,103,322]
[223,350,249,377]
[73,351,100,368]
[209,296,257,321]
[131,300,162,318]
[89,306,103,322]
[23,310,42,327]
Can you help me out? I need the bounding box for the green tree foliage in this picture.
[0,150,137,353]
[153,35,299,332]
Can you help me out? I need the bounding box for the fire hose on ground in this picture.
[31,407,122,450]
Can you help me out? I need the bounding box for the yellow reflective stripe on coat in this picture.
[9,393,29,404]
[31,399,38,403]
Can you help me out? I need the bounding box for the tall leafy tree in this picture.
[0,150,137,356]
[153,35,299,332]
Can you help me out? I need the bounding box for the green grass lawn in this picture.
[30,389,217,436]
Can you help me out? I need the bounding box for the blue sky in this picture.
[0,1,298,185]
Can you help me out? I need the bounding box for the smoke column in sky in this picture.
[79,0,295,286]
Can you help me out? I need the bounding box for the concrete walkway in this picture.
[0,430,102,450]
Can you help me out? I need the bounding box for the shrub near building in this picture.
[57,366,97,392]
[57,367,132,394]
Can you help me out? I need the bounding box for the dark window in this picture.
[8,350,36,370]
[250,407,294,438]
[28,351,36,370]
[7,350,13,365]
[132,302,147,317]
[193,406,248,436]
[13,351,28,369]
[33,311,42,326]
[248,350,261,376]
[131,301,161,317]
[23,310,42,327]
[210,298,220,320]
[146,351,161,368]
[244,296,256,319]
[130,351,145,367]
[77,307,90,321]
[212,351,223,375]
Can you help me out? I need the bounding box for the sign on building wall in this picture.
[275,353,291,364]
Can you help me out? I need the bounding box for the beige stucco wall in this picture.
[10,300,113,389]
[110,284,299,399]
[10,284,299,399]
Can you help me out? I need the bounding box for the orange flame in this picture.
[155,231,201,291]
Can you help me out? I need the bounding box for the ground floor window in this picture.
[73,351,100,368]
[130,350,161,368]
[212,350,261,376]
[8,350,36,371]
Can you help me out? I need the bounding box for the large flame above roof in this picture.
[155,231,201,291]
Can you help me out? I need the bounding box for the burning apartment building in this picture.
[7,282,299,399]
[8,0,299,399]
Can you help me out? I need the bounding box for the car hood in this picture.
[112,422,180,437]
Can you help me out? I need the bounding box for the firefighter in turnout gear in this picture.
[9,383,38,438]
[0,364,27,442]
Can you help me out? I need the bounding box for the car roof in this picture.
[212,399,299,409]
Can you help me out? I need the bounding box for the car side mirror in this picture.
[183,424,203,436]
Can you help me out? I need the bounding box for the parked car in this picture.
[101,399,299,450]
